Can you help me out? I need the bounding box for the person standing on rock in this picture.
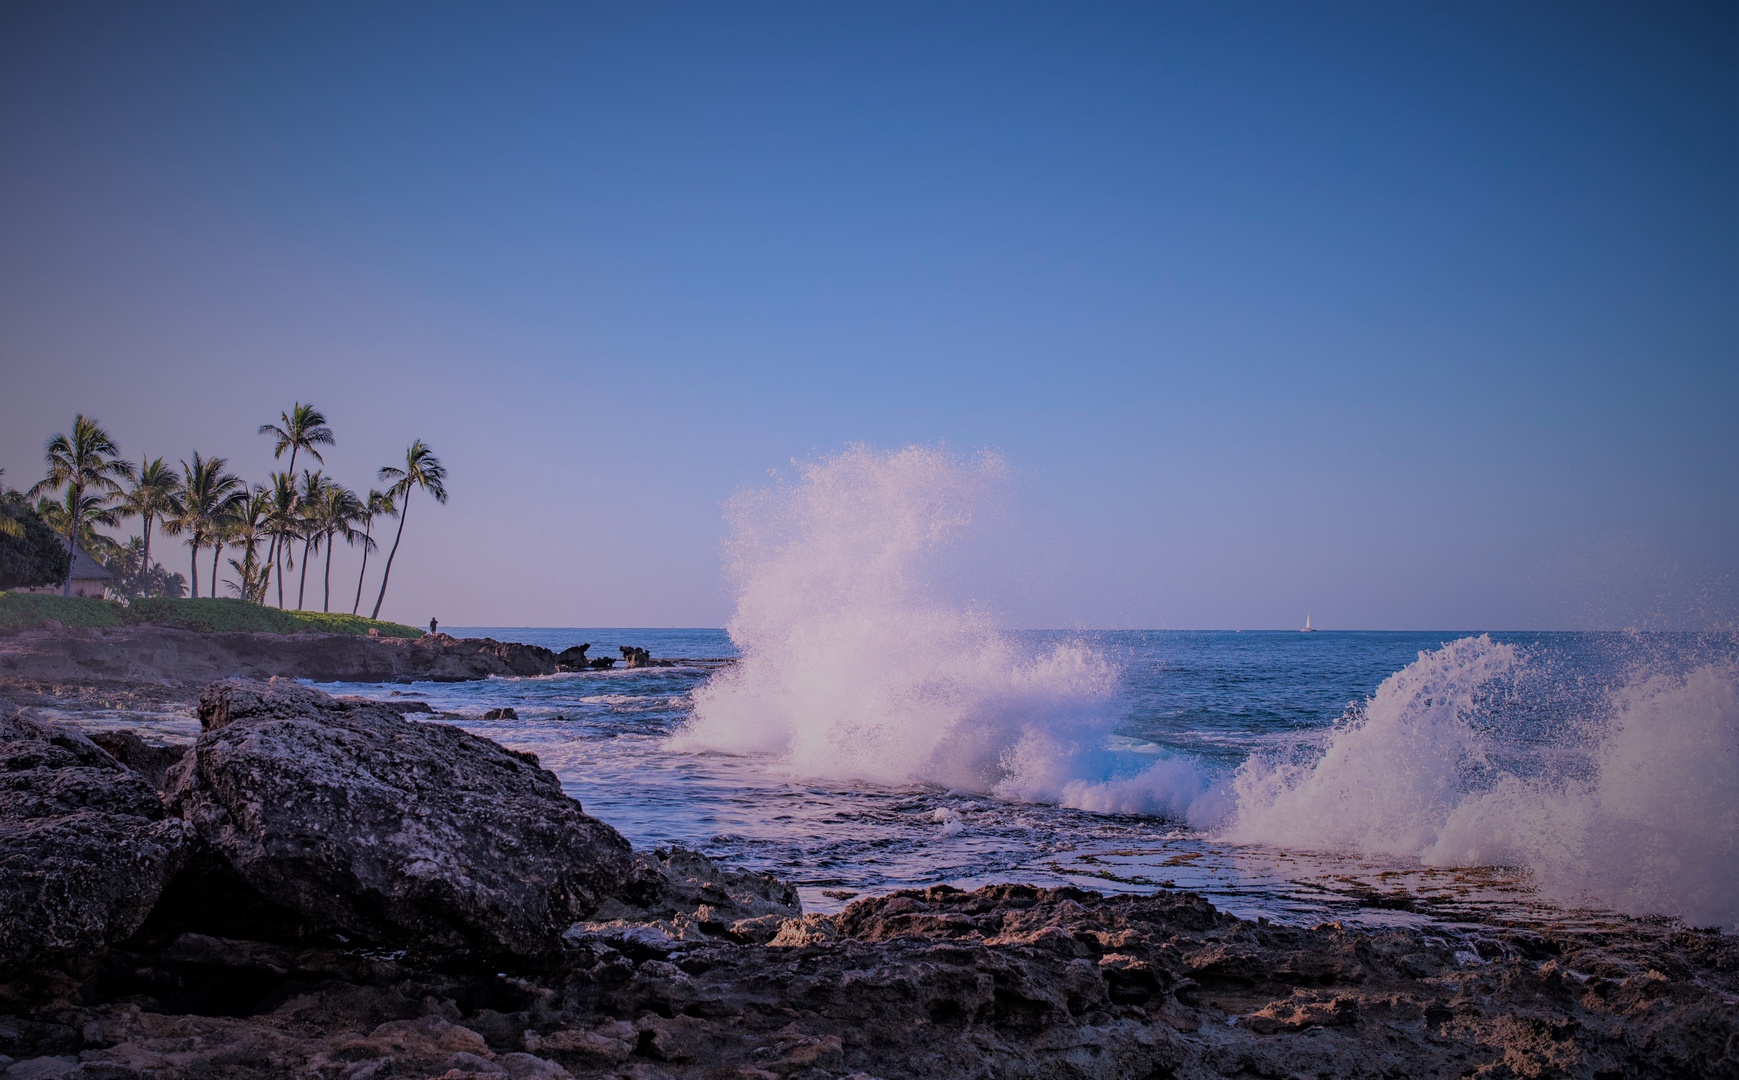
[428,618,438,636]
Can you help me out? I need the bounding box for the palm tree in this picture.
[263,471,301,608]
[117,458,183,597]
[293,469,327,610]
[223,489,273,603]
[371,441,447,620]
[310,482,364,612]
[34,490,122,563]
[0,470,20,540]
[351,488,395,615]
[169,452,244,599]
[29,416,132,596]
[257,404,334,594]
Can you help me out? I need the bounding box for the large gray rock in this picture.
[0,708,190,973]
[167,679,635,962]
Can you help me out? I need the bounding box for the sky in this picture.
[1,1,1734,630]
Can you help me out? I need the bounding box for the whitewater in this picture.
[323,446,1737,933]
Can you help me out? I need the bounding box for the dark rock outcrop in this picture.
[580,846,804,947]
[7,881,1730,1079]
[0,709,190,975]
[0,626,566,686]
[165,679,636,963]
[619,646,651,668]
[553,644,591,672]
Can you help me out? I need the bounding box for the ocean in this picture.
[315,625,1738,934]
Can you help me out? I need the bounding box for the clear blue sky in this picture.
[2,1,1733,629]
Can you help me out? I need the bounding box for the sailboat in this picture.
[1302,612,1316,632]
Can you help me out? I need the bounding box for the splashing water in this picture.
[1224,634,1739,930]
[671,445,1219,821]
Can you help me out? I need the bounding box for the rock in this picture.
[0,707,191,974]
[553,645,591,673]
[85,728,187,789]
[338,696,434,715]
[619,646,651,668]
[5,1057,77,1079]
[481,707,519,721]
[166,679,635,963]
[587,656,617,669]
[497,1052,573,1079]
[588,846,802,930]
[0,625,567,686]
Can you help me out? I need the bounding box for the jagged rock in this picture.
[0,708,190,974]
[585,846,802,941]
[166,679,636,962]
[553,644,591,673]
[481,707,519,721]
[84,728,188,790]
[619,646,651,668]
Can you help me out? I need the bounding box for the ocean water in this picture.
[321,447,1735,935]
[317,626,1737,933]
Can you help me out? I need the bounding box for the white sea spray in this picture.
[1224,635,1739,930]
[670,444,1220,822]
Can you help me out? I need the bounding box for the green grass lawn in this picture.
[0,593,423,637]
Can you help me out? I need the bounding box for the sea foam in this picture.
[671,445,1219,822]
[1223,635,1739,930]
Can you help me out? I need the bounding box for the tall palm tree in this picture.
[371,441,446,620]
[257,404,334,592]
[263,471,301,608]
[29,415,132,596]
[293,469,327,610]
[170,452,244,600]
[310,482,364,612]
[351,489,395,615]
[117,458,183,596]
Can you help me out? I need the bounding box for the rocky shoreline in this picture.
[0,626,613,687]
[1,659,1735,1077]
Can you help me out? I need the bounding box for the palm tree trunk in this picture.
[275,532,287,608]
[63,496,80,597]
[297,535,313,609]
[212,541,223,600]
[140,513,154,598]
[352,522,373,615]
[370,494,410,621]
[267,447,299,590]
[323,528,335,612]
[189,535,200,600]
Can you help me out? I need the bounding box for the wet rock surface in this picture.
[0,680,1732,1078]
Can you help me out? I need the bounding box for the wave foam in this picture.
[671,445,1216,821]
[1224,635,1739,930]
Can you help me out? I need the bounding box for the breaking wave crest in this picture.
[1223,635,1739,930]
[671,445,1219,823]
